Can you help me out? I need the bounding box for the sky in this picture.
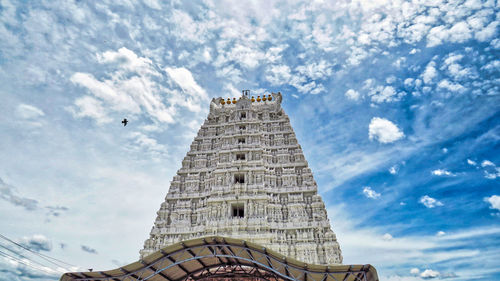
[0,0,499,280]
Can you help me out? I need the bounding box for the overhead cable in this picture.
[0,249,59,276]
[0,243,68,273]
[0,233,76,269]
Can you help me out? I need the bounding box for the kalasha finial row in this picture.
[220,94,273,105]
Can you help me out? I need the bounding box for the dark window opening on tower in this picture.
[236,153,245,160]
[239,125,246,130]
[240,112,246,119]
[232,204,244,218]
[238,138,245,144]
[234,174,245,183]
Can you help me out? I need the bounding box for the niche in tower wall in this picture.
[232,203,244,218]
[234,174,245,184]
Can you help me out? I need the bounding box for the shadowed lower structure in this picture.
[60,236,378,281]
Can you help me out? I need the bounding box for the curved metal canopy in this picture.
[60,236,378,281]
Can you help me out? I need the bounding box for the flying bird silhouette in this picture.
[122,118,128,126]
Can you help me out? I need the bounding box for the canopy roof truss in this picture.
[60,236,378,281]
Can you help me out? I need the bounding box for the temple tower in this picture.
[140,92,342,265]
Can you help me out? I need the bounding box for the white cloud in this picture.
[419,195,444,208]
[265,64,292,85]
[436,231,446,237]
[410,268,420,275]
[345,89,360,101]
[0,177,38,211]
[202,48,212,63]
[386,75,396,84]
[427,25,449,47]
[295,60,332,80]
[169,9,208,44]
[70,72,138,112]
[68,96,112,124]
[384,275,424,281]
[15,103,46,128]
[437,79,466,93]
[443,53,463,66]
[420,269,440,278]
[422,61,437,84]
[467,159,477,166]
[369,85,405,103]
[448,21,472,43]
[442,54,471,80]
[484,168,500,180]
[16,104,45,119]
[382,233,393,240]
[478,160,500,179]
[97,47,156,76]
[475,21,499,42]
[369,117,405,143]
[224,44,266,69]
[21,234,52,252]
[482,60,500,72]
[142,0,161,10]
[389,165,397,175]
[481,160,495,167]
[431,169,455,176]
[363,186,381,199]
[404,78,414,87]
[484,195,500,211]
[127,131,168,161]
[264,45,286,64]
[165,67,209,103]
[71,48,182,124]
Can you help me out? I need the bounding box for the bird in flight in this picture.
[122,118,128,126]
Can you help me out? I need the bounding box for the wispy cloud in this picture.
[20,234,52,252]
[0,177,38,211]
[81,245,97,254]
[484,195,500,212]
[363,186,381,199]
[431,169,455,177]
[419,195,444,208]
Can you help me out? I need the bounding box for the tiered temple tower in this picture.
[141,92,342,265]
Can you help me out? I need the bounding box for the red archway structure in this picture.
[60,236,378,281]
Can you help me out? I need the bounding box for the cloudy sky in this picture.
[0,0,499,280]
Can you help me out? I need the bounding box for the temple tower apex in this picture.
[140,92,342,265]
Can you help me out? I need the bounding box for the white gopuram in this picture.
[141,92,342,265]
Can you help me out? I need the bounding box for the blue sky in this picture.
[0,0,499,280]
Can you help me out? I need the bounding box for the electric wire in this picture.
[0,244,67,273]
[0,249,59,275]
[0,233,76,269]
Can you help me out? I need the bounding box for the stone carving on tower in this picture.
[141,92,343,265]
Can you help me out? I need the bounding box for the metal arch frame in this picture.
[186,264,280,281]
[61,237,374,281]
